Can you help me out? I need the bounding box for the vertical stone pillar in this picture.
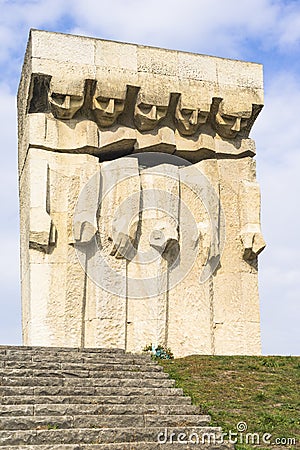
[127,164,180,352]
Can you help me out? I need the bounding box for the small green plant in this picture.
[143,343,174,360]
[46,424,59,430]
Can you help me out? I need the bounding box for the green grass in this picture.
[45,423,59,430]
[158,355,299,449]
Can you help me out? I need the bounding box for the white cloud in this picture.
[277,1,300,48]
[69,0,298,57]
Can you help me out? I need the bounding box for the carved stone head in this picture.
[92,96,125,127]
[213,100,252,139]
[175,100,210,136]
[49,93,84,119]
[134,101,168,131]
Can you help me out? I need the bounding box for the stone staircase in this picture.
[0,346,234,449]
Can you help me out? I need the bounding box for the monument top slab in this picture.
[22,29,263,90]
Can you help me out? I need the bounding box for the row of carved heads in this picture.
[28,74,262,139]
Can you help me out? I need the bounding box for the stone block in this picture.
[30,29,95,65]
[215,58,263,90]
[178,52,218,83]
[137,46,178,77]
[95,39,138,71]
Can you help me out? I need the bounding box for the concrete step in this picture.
[0,354,154,365]
[0,386,184,397]
[0,346,231,448]
[1,394,192,405]
[0,414,211,430]
[0,426,223,445]
[0,403,202,416]
[0,346,125,353]
[0,443,234,449]
[0,376,175,388]
[0,347,148,358]
[0,363,163,373]
[1,362,167,376]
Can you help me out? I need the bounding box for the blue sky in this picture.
[0,0,299,355]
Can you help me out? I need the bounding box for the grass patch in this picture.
[159,355,299,449]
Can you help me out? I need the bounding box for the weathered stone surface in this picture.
[127,164,180,352]
[0,427,225,446]
[35,403,200,416]
[0,445,234,450]
[1,394,192,406]
[18,30,265,357]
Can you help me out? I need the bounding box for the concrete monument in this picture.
[18,30,265,356]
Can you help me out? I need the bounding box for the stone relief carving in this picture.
[27,74,261,141]
[144,166,180,262]
[212,100,252,139]
[92,96,125,128]
[175,98,210,136]
[98,158,141,260]
[239,180,266,261]
[211,99,264,140]
[134,101,168,131]
[73,170,100,244]
[49,93,84,119]
[28,158,56,252]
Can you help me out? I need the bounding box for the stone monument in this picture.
[18,30,265,356]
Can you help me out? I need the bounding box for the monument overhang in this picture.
[18,29,263,173]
